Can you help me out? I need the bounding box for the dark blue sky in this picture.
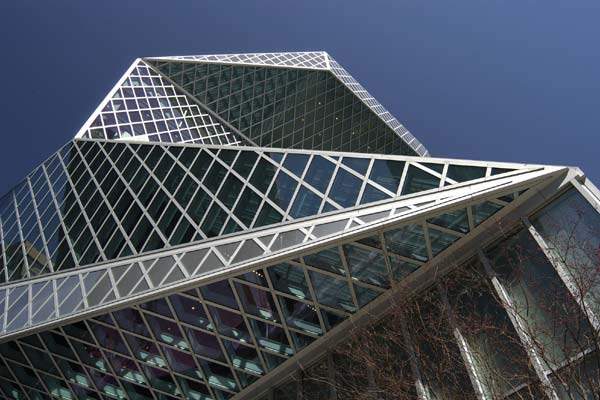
[1,1,599,194]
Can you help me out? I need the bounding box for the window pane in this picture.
[401,165,440,195]
[369,159,405,193]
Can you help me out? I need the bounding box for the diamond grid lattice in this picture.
[0,138,523,285]
[328,57,427,156]
[147,52,428,156]
[0,189,520,399]
[0,171,533,343]
[0,51,567,400]
[78,60,245,146]
[147,57,418,156]
[150,52,330,70]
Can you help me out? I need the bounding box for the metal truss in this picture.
[0,137,538,286]
[0,163,563,341]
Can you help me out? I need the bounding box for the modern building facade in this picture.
[0,52,598,400]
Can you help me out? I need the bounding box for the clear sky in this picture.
[1,1,599,194]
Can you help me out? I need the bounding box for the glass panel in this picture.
[472,201,503,226]
[406,291,476,399]
[283,153,309,178]
[427,208,470,234]
[531,187,600,317]
[445,261,537,396]
[303,247,345,275]
[160,344,202,383]
[329,169,361,208]
[428,227,460,256]
[354,284,380,307]
[388,256,420,280]
[384,224,428,262]
[343,244,390,287]
[360,184,390,205]
[124,334,165,369]
[487,229,594,369]
[369,159,405,193]
[185,327,225,362]
[144,314,188,350]
[309,271,355,312]
[201,203,227,238]
[401,165,440,195]
[223,340,263,375]
[254,203,282,228]
[304,156,335,193]
[208,306,251,343]
[170,294,212,330]
[342,157,369,176]
[268,171,297,211]
[268,262,311,300]
[446,165,486,182]
[249,319,293,356]
[289,187,321,218]
[201,281,238,310]
[217,174,243,209]
[250,158,277,193]
[278,296,322,336]
[233,151,258,179]
[234,187,261,227]
[234,282,279,322]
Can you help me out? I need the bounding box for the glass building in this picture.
[0,52,598,400]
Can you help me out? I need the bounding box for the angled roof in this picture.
[76,52,428,156]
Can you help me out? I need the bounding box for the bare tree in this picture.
[278,202,600,400]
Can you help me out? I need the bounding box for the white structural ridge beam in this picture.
[0,165,565,342]
[145,51,331,70]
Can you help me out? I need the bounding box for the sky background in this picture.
[1,1,599,194]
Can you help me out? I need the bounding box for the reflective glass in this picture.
[401,165,440,195]
[234,282,279,322]
[427,208,470,234]
[277,296,322,335]
[303,247,345,275]
[268,171,297,210]
[472,201,503,226]
[223,340,263,375]
[446,165,486,182]
[309,271,355,312]
[487,229,594,368]
[384,224,428,262]
[369,159,405,193]
[342,157,369,176]
[289,187,321,218]
[532,187,600,316]
[184,327,224,362]
[304,156,335,193]
[208,306,251,343]
[282,153,309,178]
[360,184,390,205]
[248,319,293,356]
[201,281,238,310]
[169,294,212,330]
[343,244,390,287]
[329,169,361,208]
[268,263,311,300]
[428,228,460,256]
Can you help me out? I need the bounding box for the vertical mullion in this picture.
[477,250,559,400]
[437,283,489,400]
[522,216,600,331]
